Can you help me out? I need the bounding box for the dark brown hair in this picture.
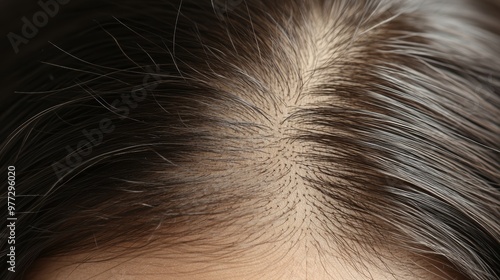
[1,0,499,279]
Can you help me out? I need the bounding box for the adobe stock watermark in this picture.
[213,0,243,18]
[7,0,70,54]
[51,66,162,180]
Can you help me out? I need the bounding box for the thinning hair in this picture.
[1,0,499,279]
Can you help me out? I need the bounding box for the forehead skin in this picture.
[28,246,441,280]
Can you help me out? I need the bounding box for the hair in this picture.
[1,0,499,279]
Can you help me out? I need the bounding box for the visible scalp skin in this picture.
[1,1,499,279]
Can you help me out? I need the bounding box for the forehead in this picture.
[29,241,444,280]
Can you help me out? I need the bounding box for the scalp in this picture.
[1,0,499,280]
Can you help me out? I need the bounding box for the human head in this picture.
[1,0,499,279]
